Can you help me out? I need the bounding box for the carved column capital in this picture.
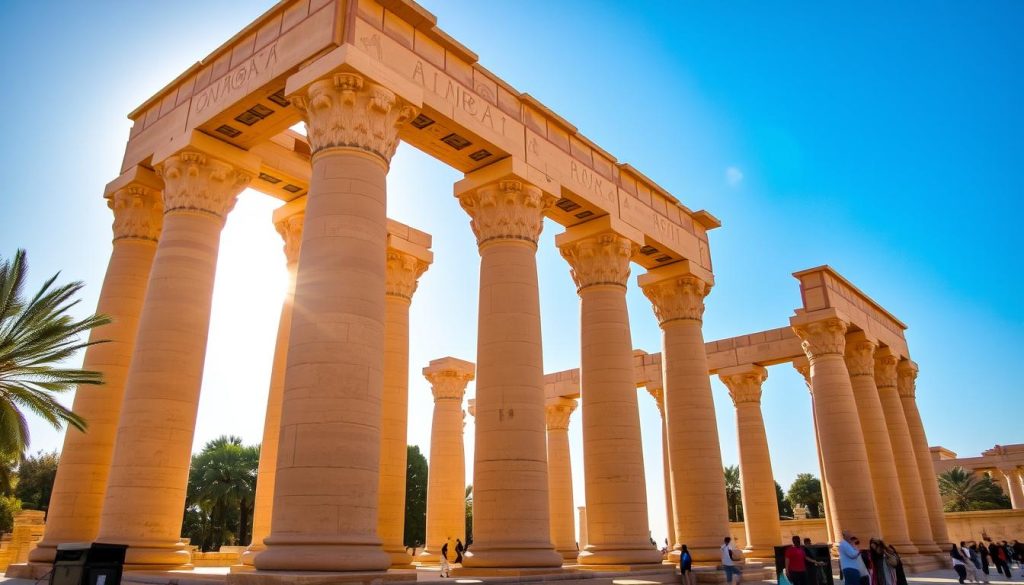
[792,317,849,362]
[720,366,768,406]
[843,333,877,377]
[792,358,812,394]
[545,397,577,431]
[423,357,475,402]
[156,151,252,221]
[385,248,430,301]
[873,348,899,389]
[457,179,555,247]
[291,72,417,163]
[640,273,711,325]
[109,185,163,242]
[274,210,305,266]
[897,359,918,398]
[558,231,637,292]
[645,385,665,418]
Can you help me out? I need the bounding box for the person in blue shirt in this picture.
[679,544,694,585]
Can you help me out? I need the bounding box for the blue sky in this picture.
[1,1,1021,544]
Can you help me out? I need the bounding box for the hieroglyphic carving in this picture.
[157,151,251,220]
[558,232,636,291]
[110,185,163,242]
[458,180,555,246]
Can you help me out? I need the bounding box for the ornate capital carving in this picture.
[641,274,710,325]
[897,359,918,398]
[292,72,417,163]
[645,385,665,418]
[109,185,163,242]
[721,367,768,406]
[156,151,251,221]
[423,358,475,402]
[874,350,899,389]
[545,397,577,431]
[793,317,848,362]
[274,211,305,266]
[844,336,877,377]
[559,232,637,292]
[792,359,812,394]
[385,249,430,301]
[458,180,555,247]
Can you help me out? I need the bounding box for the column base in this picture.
[5,562,54,579]
[27,542,58,563]
[461,546,564,569]
[450,566,573,577]
[413,550,440,564]
[576,563,667,571]
[239,544,264,566]
[578,546,664,566]
[123,542,193,569]
[253,542,390,572]
[671,544,726,565]
[900,553,951,573]
[911,541,942,554]
[225,570,415,585]
[555,547,579,562]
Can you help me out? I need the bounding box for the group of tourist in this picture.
[834,530,908,585]
[436,538,466,578]
[950,539,1024,583]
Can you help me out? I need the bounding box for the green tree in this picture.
[0,494,20,533]
[14,450,59,512]
[724,465,743,522]
[0,250,111,457]
[404,445,428,549]
[938,466,1011,512]
[776,481,793,519]
[182,436,259,551]
[787,474,823,518]
[465,484,473,546]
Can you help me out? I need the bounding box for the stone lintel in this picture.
[716,363,769,378]
[271,198,305,225]
[789,307,851,330]
[104,165,163,198]
[153,129,262,175]
[553,214,644,250]
[636,258,714,291]
[692,209,723,230]
[543,368,581,400]
[453,156,560,201]
[284,44,423,109]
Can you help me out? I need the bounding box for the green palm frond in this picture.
[0,250,110,455]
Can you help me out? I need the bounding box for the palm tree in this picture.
[0,250,110,457]
[724,465,743,522]
[938,466,1012,512]
[185,436,260,550]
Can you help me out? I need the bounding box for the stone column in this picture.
[546,397,578,562]
[639,262,728,563]
[843,333,914,553]
[647,386,677,550]
[874,348,939,553]
[719,365,780,559]
[254,71,417,572]
[558,220,661,566]
[96,147,255,568]
[381,245,431,567]
[27,173,163,564]
[578,507,589,551]
[793,359,837,543]
[898,360,951,548]
[419,358,474,563]
[790,313,880,542]
[1002,469,1024,509]
[456,176,562,568]
[240,204,304,566]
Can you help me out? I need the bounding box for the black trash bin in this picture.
[50,543,128,585]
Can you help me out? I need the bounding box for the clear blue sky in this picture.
[1,1,1021,544]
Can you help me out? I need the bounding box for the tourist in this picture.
[951,544,968,584]
[960,542,983,583]
[978,540,991,577]
[839,531,865,585]
[885,544,908,585]
[455,539,464,564]
[1013,540,1024,575]
[989,540,1011,578]
[802,538,822,585]
[721,536,742,585]
[680,544,695,585]
[440,540,451,578]
[785,535,811,585]
[868,539,896,585]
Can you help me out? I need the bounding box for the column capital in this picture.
[638,262,713,325]
[545,397,578,431]
[457,177,555,247]
[109,184,164,242]
[873,346,899,389]
[719,365,768,406]
[645,384,665,417]
[555,216,643,292]
[274,206,305,266]
[291,72,417,163]
[386,247,430,301]
[843,331,877,377]
[792,357,812,394]
[791,312,850,362]
[896,359,918,398]
[155,151,252,221]
[423,357,475,401]
[466,398,476,418]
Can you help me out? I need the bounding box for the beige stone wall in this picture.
[0,511,46,572]
[190,546,245,567]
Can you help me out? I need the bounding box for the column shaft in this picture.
[796,360,837,543]
[1004,470,1024,510]
[420,395,466,561]
[661,414,677,549]
[578,507,589,551]
[29,185,162,563]
[546,398,577,561]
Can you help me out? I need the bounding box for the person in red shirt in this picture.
[785,535,810,585]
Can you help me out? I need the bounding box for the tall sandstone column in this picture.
[720,365,780,559]
[380,244,431,566]
[793,359,837,543]
[1002,469,1024,509]
[639,262,729,563]
[419,358,473,563]
[546,397,578,561]
[240,205,304,566]
[647,386,677,550]
[28,174,163,564]
[790,314,880,542]
[558,222,661,566]
[874,347,938,553]
[255,72,417,572]
[897,360,951,548]
[96,147,254,568]
[456,177,562,568]
[843,333,914,552]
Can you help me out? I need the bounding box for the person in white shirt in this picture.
[839,530,866,585]
[721,536,742,585]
